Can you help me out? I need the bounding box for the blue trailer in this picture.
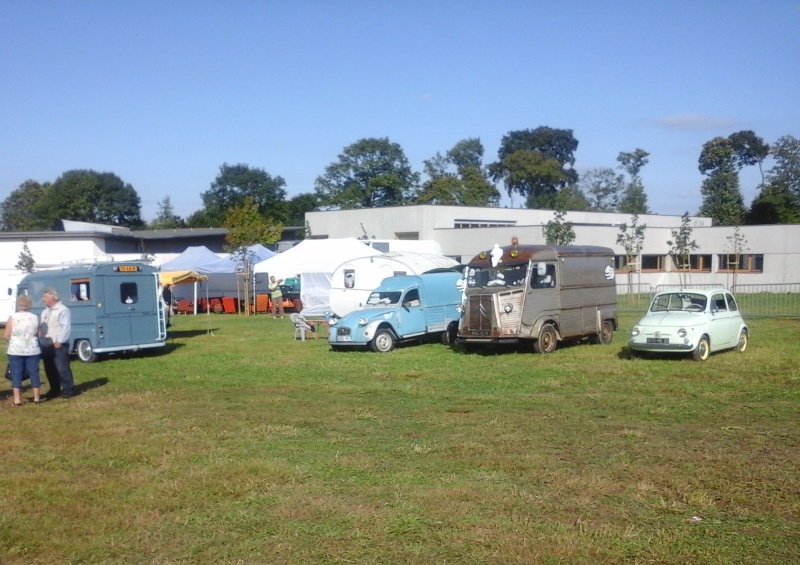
[17,262,167,362]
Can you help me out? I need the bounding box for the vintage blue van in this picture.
[328,271,463,352]
[17,261,167,362]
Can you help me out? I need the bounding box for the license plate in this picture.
[470,330,490,337]
[336,336,352,342]
[647,338,669,344]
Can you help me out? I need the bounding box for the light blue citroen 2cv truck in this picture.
[328,271,463,352]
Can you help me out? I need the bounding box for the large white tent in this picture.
[160,245,277,310]
[253,238,382,316]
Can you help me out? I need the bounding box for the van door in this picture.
[395,287,426,338]
[102,275,160,347]
[102,277,134,347]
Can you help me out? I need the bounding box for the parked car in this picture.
[628,288,748,361]
[328,271,463,352]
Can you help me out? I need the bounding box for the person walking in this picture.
[4,295,42,405]
[269,276,285,319]
[39,288,75,399]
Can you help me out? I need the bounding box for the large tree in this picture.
[698,137,747,225]
[315,137,419,209]
[415,138,500,206]
[284,193,319,227]
[200,163,287,226]
[0,180,55,231]
[50,170,144,228]
[616,148,651,214]
[748,135,800,224]
[580,168,624,212]
[490,127,579,208]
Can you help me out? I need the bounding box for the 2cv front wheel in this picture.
[370,329,396,353]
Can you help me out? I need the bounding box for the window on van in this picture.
[70,278,91,301]
[366,291,401,306]
[468,263,527,288]
[120,282,138,304]
[531,264,556,289]
[403,288,420,307]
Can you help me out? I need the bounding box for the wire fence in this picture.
[616,283,800,318]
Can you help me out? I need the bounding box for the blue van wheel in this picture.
[370,329,396,353]
[76,339,98,363]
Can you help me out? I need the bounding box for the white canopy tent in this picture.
[253,238,382,316]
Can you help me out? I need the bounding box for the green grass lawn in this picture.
[2,313,798,564]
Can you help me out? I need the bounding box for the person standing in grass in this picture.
[269,275,285,319]
[4,294,42,405]
[39,288,75,399]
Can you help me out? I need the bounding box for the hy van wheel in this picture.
[441,322,458,346]
[370,329,396,353]
[594,320,614,345]
[736,329,748,352]
[533,324,558,354]
[76,339,98,363]
[692,336,710,362]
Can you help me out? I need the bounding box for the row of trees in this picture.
[2,127,798,237]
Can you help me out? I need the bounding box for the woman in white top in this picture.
[4,294,42,405]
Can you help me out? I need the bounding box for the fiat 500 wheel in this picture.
[736,329,748,352]
[692,336,710,362]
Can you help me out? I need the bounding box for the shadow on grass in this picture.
[168,329,218,339]
[75,377,110,395]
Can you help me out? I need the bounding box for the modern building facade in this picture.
[307,205,800,289]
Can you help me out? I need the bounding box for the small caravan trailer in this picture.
[0,271,26,326]
[329,252,460,318]
[17,261,167,362]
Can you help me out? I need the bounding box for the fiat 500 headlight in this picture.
[677,328,687,338]
[630,327,640,337]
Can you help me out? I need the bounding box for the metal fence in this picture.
[616,283,800,318]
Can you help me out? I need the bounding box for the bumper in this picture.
[628,340,694,353]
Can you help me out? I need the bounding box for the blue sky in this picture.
[2,1,798,222]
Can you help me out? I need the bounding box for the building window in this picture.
[641,255,666,271]
[687,254,713,272]
[718,254,764,273]
[454,219,516,228]
[395,232,419,240]
[614,255,629,270]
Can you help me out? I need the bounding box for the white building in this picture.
[307,205,800,289]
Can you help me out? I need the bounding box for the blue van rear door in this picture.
[101,275,160,346]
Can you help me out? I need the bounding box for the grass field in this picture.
[2,313,798,564]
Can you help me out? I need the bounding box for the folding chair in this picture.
[290,313,318,341]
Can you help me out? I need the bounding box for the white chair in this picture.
[290,313,317,341]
